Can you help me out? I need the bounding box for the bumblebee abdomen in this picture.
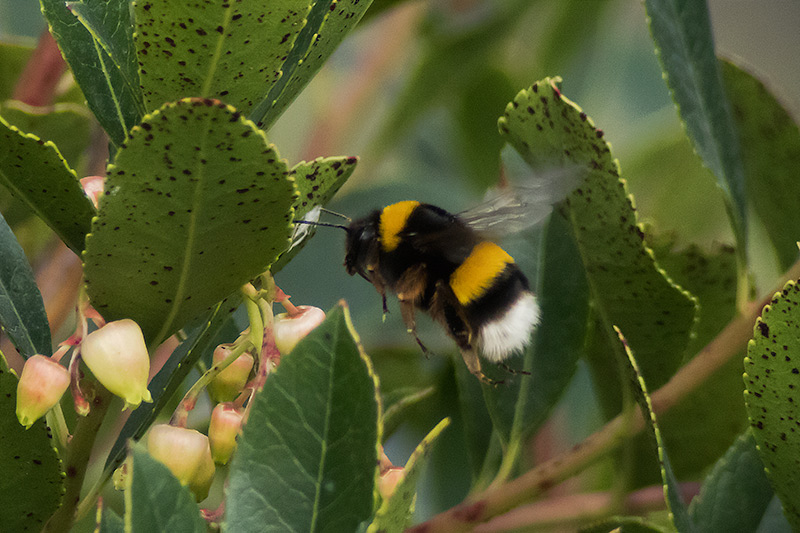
[449,242,539,362]
[449,241,515,305]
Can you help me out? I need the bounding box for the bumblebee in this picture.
[293,167,581,383]
[344,199,540,383]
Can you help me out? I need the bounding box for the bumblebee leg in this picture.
[461,348,504,386]
[395,264,429,354]
[497,361,531,376]
[367,266,390,321]
[398,298,429,356]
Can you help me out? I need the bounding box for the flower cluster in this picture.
[14,283,327,504]
[15,318,152,428]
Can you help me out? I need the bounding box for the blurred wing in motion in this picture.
[458,164,585,237]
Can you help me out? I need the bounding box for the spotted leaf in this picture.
[499,78,696,390]
[134,0,311,115]
[273,155,357,271]
[744,280,800,530]
[253,0,375,129]
[83,98,296,346]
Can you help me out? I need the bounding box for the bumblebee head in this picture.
[344,214,380,281]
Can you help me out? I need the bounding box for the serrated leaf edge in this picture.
[0,113,92,250]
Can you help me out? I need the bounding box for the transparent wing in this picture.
[287,205,321,252]
[458,165,585,237]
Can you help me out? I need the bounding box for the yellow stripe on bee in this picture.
[379,201,420,252]
[450,241,514,305]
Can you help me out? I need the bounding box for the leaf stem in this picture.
[42,385,112,533]
[45,402,70,451]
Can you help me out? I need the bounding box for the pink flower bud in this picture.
[16,355,70,429]
[80,176,104,208]
[273,306,326,355]
[207,345,254,403]
[379,447,394,474]
[208,403,243,465]
[378,467,405,500]
[147,424,215,501]
[81,319,153,409]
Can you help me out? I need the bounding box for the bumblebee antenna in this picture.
[294,220,349,231]
[320,207,351,222]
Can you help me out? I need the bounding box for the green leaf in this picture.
[0,114,94,255]
[125,445,206,533]
[722,60,800,271]
[40,0,144,146]
[82,98,296,346]
[757,496,794,532]
[483,211,589,447]
[0,211,51,358]
[67,0,141,110]
[0,101,92,173]
[369,417,451,533]
[498,78,696,391]
[744,280,800,530]
[652,240,737,360]
[617,327,695,533]
[0,353,63,532]
[273,155,358,272]
[645,0,747,247]
[290,156,358,221]
[453,360,495,482]
[252,0,375,129]
[689,431,773,533]
[134,0,311,116]
[97,502,125,533]
[649,240,745,479]
[103,301,239,473]
[225,304,379,533]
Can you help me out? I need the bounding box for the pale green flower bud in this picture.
[208,403,243,465]
[147,424,215,501]
[81,319,153,409]
[188,449,216,502]
[273,306,326,355]
[208,345,254,403]
[16,355,70,429]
